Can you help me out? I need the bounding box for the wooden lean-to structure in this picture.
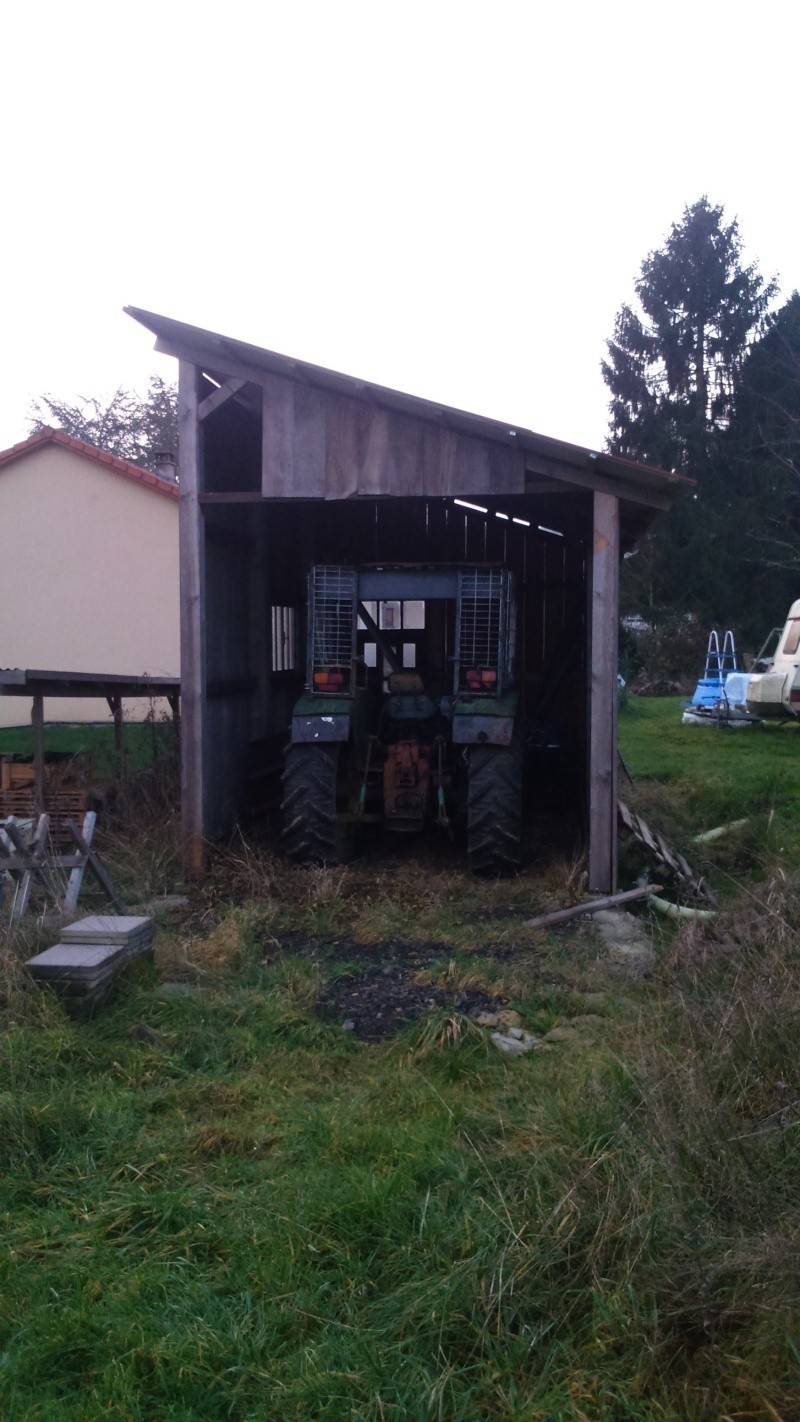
[128,308,687,891]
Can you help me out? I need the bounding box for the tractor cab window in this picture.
[360,600,427,689]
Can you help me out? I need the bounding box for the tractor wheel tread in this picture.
[467,739,523,876]
[281,745,349,865]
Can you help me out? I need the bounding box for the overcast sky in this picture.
[2,0,798,456]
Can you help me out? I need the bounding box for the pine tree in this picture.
[603,199,777,640]
[711,293,800,643]
[603,197,776,474]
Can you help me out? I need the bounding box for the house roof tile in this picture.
[0,427,179,500]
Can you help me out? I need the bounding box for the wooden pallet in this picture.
[0,787,89,849]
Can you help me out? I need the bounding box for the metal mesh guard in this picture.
[457,570,505,691]
[310,566,357,689]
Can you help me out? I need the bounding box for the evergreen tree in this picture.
[28,376,178,472]
[603,197,776,474]
[711,293,800,643]
[603,199,777,638]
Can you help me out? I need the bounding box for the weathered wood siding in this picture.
[261,378,525,499]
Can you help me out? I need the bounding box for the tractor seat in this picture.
[387,672,425,694]
[386,672,437,723]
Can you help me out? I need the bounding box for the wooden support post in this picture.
[588,491,620,893]
[107,695,123,777]
[31,693,45,816]
[178,360,207,879]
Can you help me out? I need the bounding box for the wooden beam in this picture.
[157,335,270,393]
[107,695,123,777]
[525,453,672,512]
[588,491,620,893]
[524,884,661,930]
[178,360,207,879]
[197,378,247,422]
[199,492,268,504]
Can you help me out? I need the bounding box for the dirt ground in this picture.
[260,930,567,1040]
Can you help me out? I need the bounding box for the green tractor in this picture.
[281,564,523,873]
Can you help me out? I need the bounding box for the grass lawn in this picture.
[619,694,800,883]
[1,702,798,1420]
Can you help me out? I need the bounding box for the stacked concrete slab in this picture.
[26,915,155,1016]
[62,915,155,958]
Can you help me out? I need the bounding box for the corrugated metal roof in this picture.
[125,305,691,507]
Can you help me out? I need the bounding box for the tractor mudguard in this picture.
[451,715,515,746]
[291,714,351,744]
[289,688,375,747]
[451,689,519,746]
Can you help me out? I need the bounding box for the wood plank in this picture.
[64,811,97,912]
[358,406,394,494]
[587,491,620,893]
[153,333,273,392]
[31,694,44,816]
[107,695,123,777]
[325,395,363,499]
[65,820,126,912]
[0,854,84,872]
[525,453,672,511]
[0,670,179,697]
[8,815,53,920]
[178,360,207,879]
[199,492,267,504]
[197,378,247,422]
[524,884,661,930]
[261,374,296,496]
[293,383,327,495]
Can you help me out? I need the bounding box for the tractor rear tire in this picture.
[281,744,352,865]
[467,738,523,876]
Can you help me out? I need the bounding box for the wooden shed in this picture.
[128,308,686,890]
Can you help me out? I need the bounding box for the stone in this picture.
[543,1025,580,1043]
[474,1009,522,1031]
[342,1018,355,1031]
[145,896,190,917]
[581,992,608,1008]
[592,908,653,967]
[157,982,202,998]
[569,1014,606,1030]
[490,1029,541,1055]
[593,909,647,944]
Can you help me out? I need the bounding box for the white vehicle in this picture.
[746,600,800,718]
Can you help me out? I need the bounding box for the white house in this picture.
[0,428,179,726]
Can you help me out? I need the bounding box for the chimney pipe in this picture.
[153,451,178,482]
